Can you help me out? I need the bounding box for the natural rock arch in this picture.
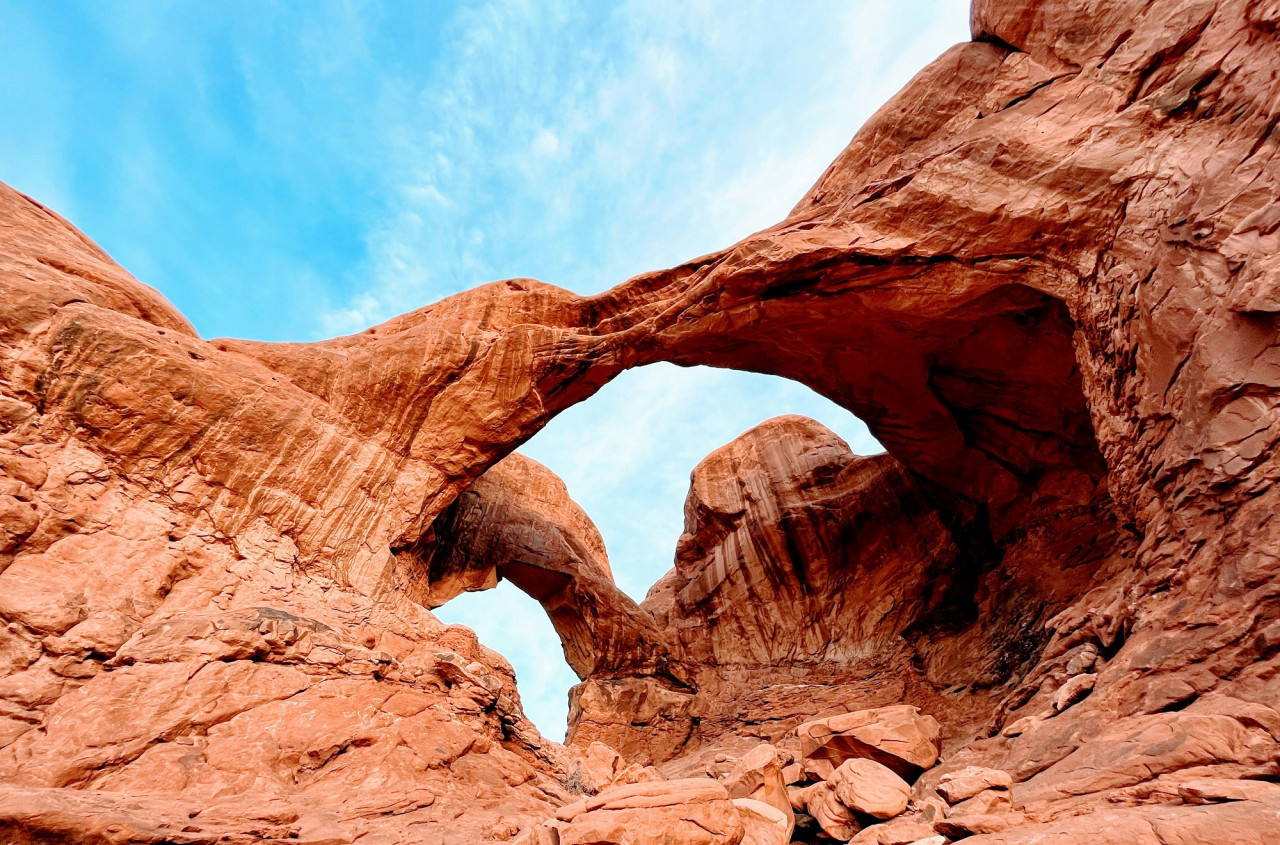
[3,0,1280,837]
[0,28,1143,759]
[400,451,686,686]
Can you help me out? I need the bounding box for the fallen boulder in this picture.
[829,758,911,819]
[570,741,627,794]
[950,787,1013,816]
[556,778,744,845]
[725,743,794,836]
[937,766,1014,804]
[733,798,790,845]
[798,705,941,780]
[795,782,860,840]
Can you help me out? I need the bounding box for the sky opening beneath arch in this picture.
[0,0,971,738]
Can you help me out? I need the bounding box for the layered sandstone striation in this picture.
[3,0,1280,841]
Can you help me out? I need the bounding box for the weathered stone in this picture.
[1051,673,1097,713]
[4,0,1280,839]
[935,812,1027,837]
[830,758,912,819]
[849,819,939,845]
[796,782,860,840]
[952,788,1013,816]
[724,743,793,834]
[556,779,744,845]
[570,741,626,795]
[798,706,941,780]
[938,766,1014,804]
[1178,778,1280,805]
[733,798,790,845]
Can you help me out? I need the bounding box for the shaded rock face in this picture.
[649,416,961,670]
[403,452,684,685]
[1,0,1280,841]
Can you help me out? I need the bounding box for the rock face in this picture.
[569,420,972,761]
[3,0,1280,841]
[407,452,683,684]
[553,779,745,845]
[648,417,960,669]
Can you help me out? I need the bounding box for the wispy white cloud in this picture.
[317,0,971,335]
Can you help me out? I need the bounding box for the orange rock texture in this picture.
[3,0,1280,841]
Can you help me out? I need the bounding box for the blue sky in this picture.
[1,0,970,737]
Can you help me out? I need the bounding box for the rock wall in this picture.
[2,0,1280,841]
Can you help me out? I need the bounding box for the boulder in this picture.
[829,758,911,819]
[951,787,1013,816]
[733,798,790,845]
[514,821,561,845]
[556,779,744,845]
[571,741,626,794]
[724,743,794,834]
[1051,673,1096,712]
[796,782,860,840]
[937,766,1014,804]
[798,706,941,780]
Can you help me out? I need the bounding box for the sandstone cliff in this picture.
[3,0,1280,841]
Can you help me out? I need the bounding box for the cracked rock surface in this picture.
[3,0,1280,841]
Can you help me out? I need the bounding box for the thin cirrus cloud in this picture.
[0,0,971,739]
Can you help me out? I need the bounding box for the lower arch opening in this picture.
[427,364,878,741]
[434,580,581,741]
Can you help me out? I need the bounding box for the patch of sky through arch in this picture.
[0,0,970,738]
[435,364,880,739]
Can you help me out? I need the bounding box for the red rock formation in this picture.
[402,452,684,685]
[568,417,981,763]
[0,186,575,842]
[2,0,1280,839]
[649,416,959,669]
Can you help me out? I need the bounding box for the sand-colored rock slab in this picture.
[849,819,939,845]
[935,812,1027,838]
[956,800,1280,843]
[556,779,744,845]
[1178,778,1280,805]
[830,758,912,819]
[938,766,1014,804]
[799,706,941,781]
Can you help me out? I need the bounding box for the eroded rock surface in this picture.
[3,0,1280,840]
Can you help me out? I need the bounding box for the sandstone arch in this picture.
[3,0,1280,838]
[400,451,686,687]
